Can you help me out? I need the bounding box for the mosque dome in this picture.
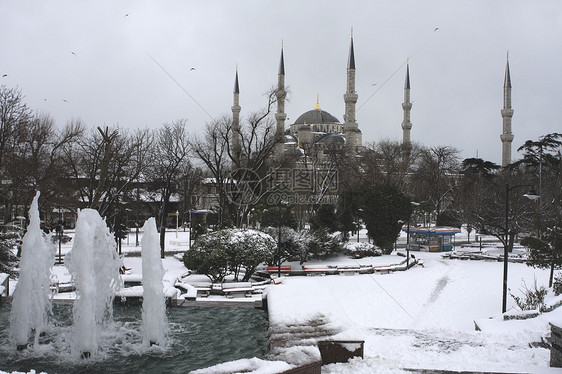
[293,109,340,126]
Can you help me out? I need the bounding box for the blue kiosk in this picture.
[403,226,461,252]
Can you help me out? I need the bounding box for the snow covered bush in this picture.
[553,273,562,296]
[345,241,382,259]
[183,230,230,283]
[183,229,276,282]
[308,228,345,260]
[509,278,548,312]
[228,229,276,281]
[262,226,313,265]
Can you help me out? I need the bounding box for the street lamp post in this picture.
[277,205,282,279]
[407,202,420,269]
[188,210,193,250]
[502,183,539,313]
[175,210,179,238]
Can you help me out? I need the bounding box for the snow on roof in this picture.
[403,226,462,235]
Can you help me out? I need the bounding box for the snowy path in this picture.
[267,252,556,373]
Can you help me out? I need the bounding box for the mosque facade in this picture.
[231,34,513,168]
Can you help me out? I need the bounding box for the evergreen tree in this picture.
[360,184,411,254]
[523,231,562,288]
[517,133,562,287]
[0,228,20,276]
[310,204,338,232]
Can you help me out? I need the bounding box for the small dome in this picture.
[317,133,345,144]
[293,109,340,126]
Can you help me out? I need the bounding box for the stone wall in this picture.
[550,323,562,367]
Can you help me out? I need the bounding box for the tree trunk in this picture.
[159,199,167,258]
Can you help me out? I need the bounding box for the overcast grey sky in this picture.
[1,0,560,165]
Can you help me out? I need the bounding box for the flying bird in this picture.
[71,51,76,55]
[371,82,377,86]
[434,27,439,31]
[124,13,129,17]
[1,74,6,78]
[190,67,196,71]
[61,99,69,103]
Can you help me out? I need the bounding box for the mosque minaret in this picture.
[275,44,287,158]
[401,62,413,151]
[500,54,514,167]
[343,31,361,151]
[231,66,241,166]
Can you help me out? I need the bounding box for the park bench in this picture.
[221,282,254,298]
[0,273,9,298]
[373,265,393,274]
[191,282,212,297]
[174,279,212,298]
[336,265,362,274]
[303,265,338,275]
[267,265,292,274]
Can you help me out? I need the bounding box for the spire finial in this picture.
[405,62,410,89]
[504,52,511,88]
[315,94,321,110]
[348,31,356,70]
[278,42,285,75]
[234,66,240,94]
[351,27,353,38]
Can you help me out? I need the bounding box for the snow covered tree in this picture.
[410,146,460,223]
[183,230,230,283]
[523,232,562,288]
[359,184,411,254]
[183,228,276,282]
[310,204,338,233]
[308,228,345,259]
[228,229,276,281]
[262,226,313,265]
[454,158,501,242]
[0,227,20,276]
[516,133,561,287]
[149,120,191,257]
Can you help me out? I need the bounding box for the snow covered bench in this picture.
[0,273,9,297]
[373,265,393,274]
[267,265,292,274]
[175,280,212,298]
[336,265,373,274]
[221,282,254,298]
[190,282,212,297]
[303,265,338,275]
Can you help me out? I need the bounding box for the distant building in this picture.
[403,226,461,252]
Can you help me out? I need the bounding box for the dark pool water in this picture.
[0,302,269,373]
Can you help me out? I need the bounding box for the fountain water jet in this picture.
[141,217,168,347]
[65,208,122,358]
[9,191,54,350]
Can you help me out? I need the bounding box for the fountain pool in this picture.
[0,303,270,373]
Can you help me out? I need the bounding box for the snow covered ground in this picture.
[3,227,562,373]
[267,251,560,373]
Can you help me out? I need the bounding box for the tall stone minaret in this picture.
[232,66,241,166]
[343,30,361,151]
[500,54,514,167]
[275,44,287,158]
[401,62,413,152]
